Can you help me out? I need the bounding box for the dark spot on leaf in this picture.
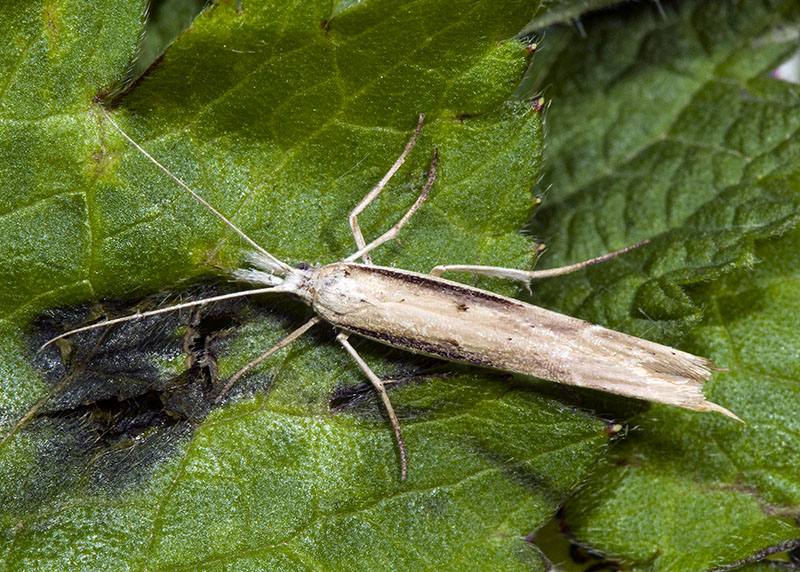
[19,283,255,504]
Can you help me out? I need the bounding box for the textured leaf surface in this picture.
[522,1,800,570]
[0,1,612,571]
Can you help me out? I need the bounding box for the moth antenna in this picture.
[38,285,282,354]
[97,104,293,275]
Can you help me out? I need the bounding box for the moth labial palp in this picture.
[42,105,742,481]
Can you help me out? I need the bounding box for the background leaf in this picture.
[132,0,209,78]
[522,0,625,32]
[0,1,612,571]
[522,1,800,570]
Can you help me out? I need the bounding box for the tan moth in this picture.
[43,107,741,479]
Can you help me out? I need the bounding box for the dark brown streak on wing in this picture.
[344,325,495,368]
[366,266,522,310]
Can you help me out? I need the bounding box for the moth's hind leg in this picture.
[336,332,408,480]
[346,115,429,265]
[429,240,650,286]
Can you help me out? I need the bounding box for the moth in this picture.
[44,108,740,479]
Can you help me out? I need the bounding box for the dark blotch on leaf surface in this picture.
[22,284,252,495]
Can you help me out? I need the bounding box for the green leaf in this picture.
[562,228,800,571]
[0,1,612,571]
[522,1,800,570]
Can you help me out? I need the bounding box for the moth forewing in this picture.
[304,262,740,420]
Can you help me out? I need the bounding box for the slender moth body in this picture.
[43,107,741,480]
[250,258,736,417]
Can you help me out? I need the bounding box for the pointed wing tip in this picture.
[704,401,744,423]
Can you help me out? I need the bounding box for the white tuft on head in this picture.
[233,251,313,296]
[246,251,290,275]
[233,268,285,286]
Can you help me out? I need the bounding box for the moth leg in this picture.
[429,240,650,285]
[336,332,408,480]
[215,317,322,403]
[345,148,438,264]
[348,115,425,265]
